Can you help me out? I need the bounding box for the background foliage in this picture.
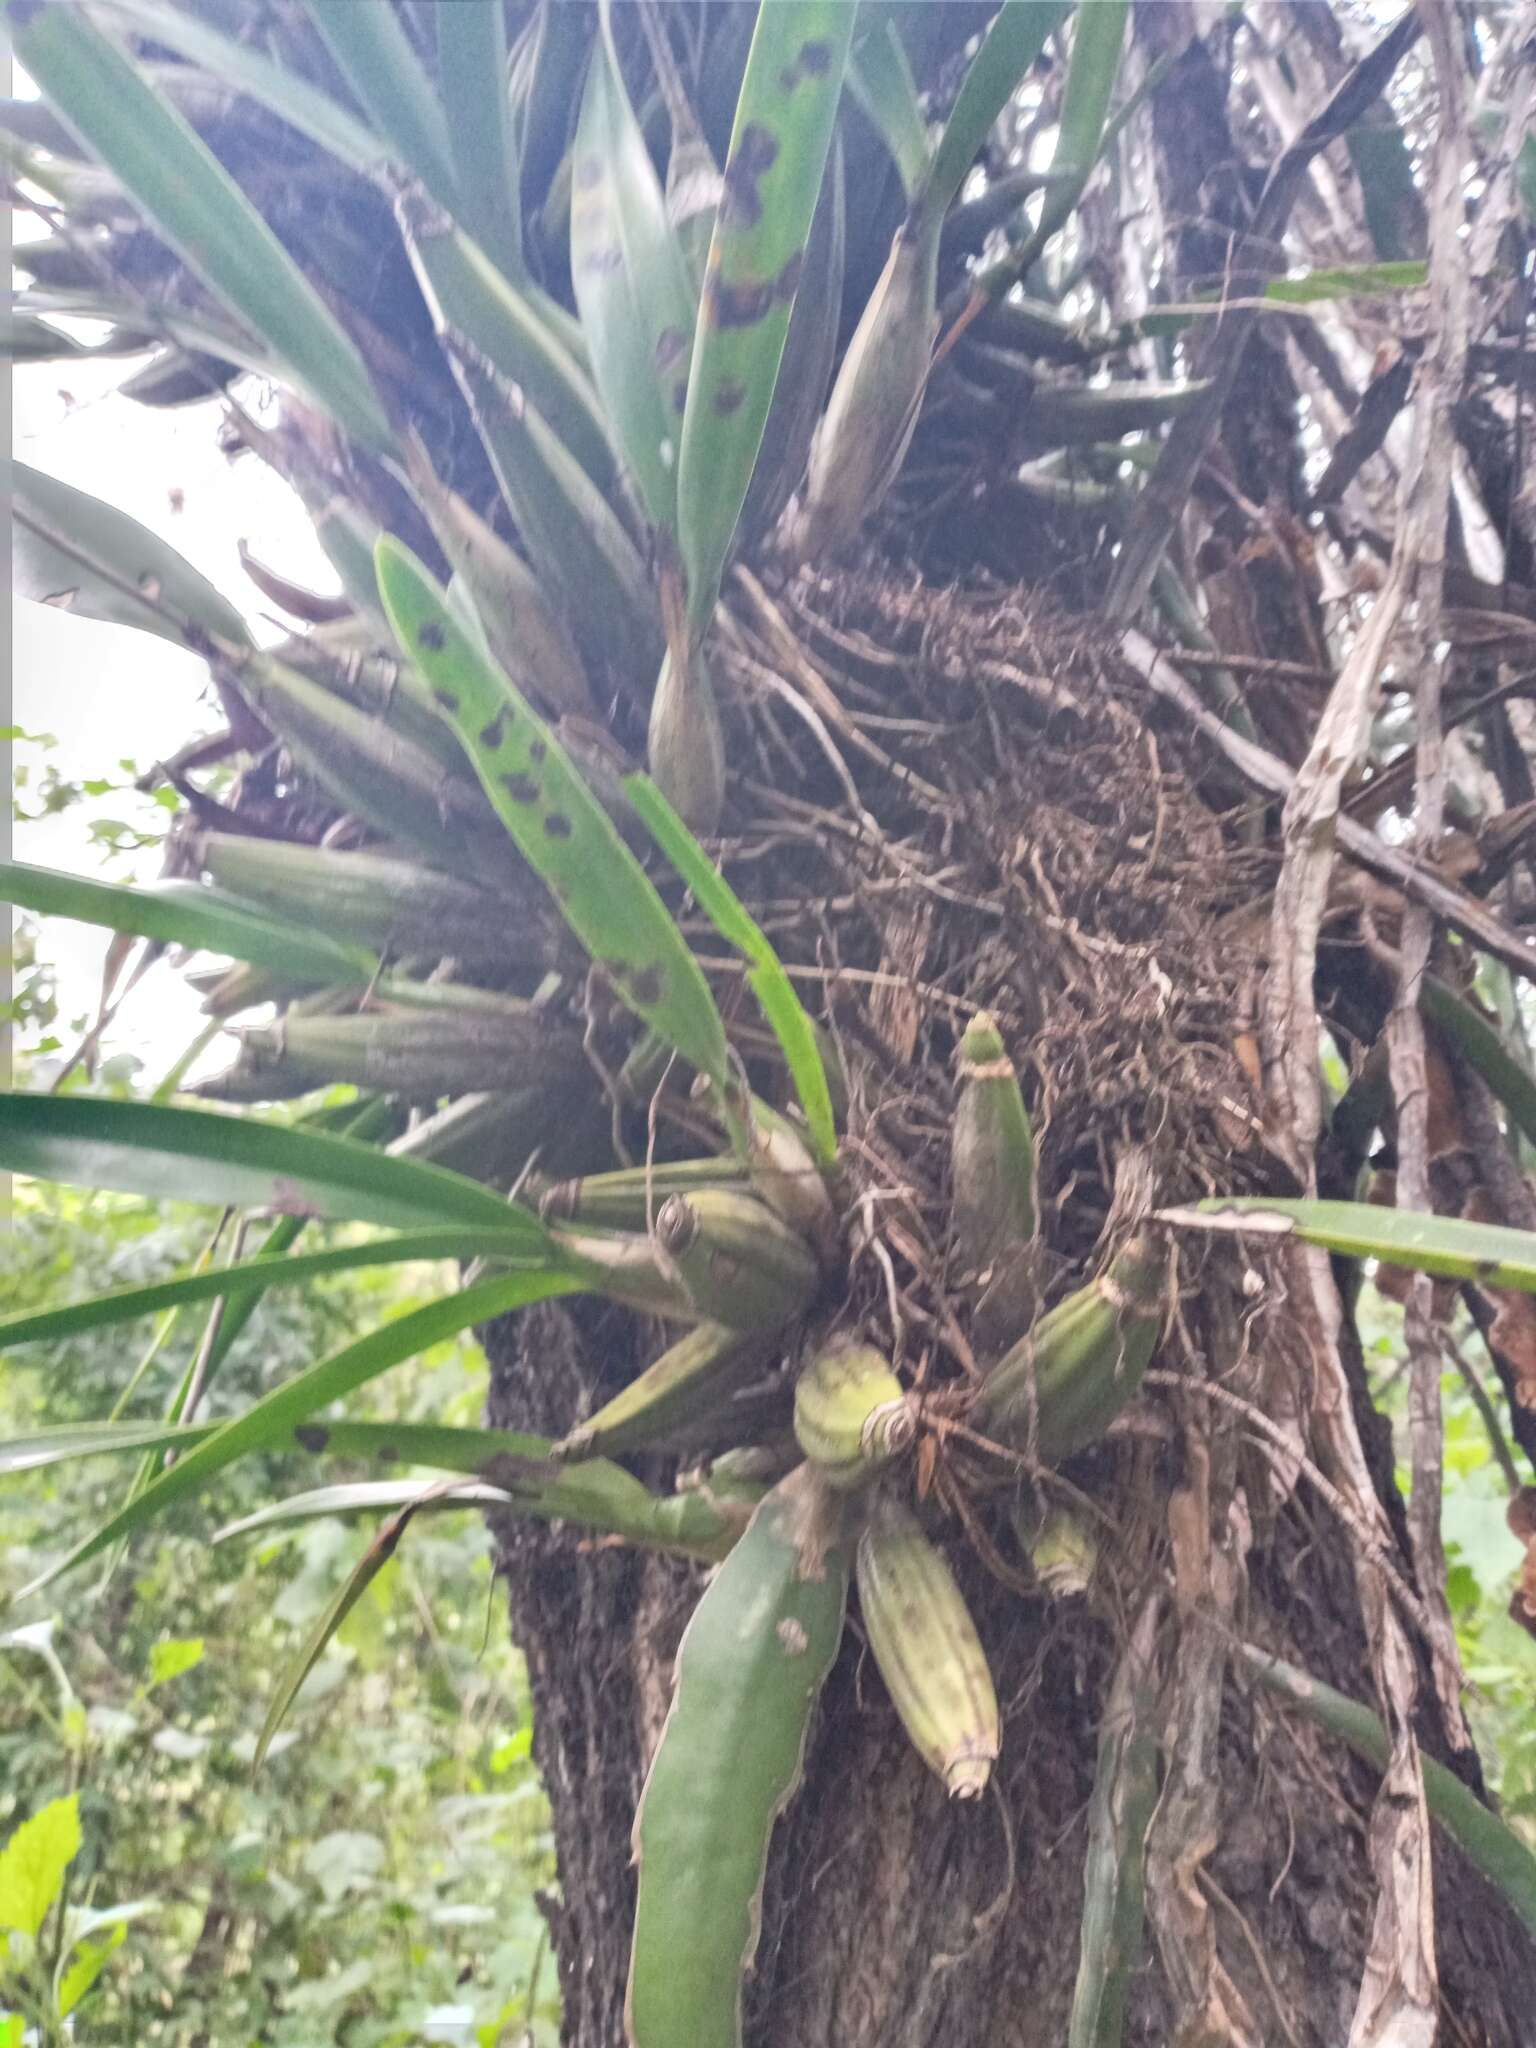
[1,1182,557,2047]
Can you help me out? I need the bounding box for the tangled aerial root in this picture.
[692,563,1284,1385]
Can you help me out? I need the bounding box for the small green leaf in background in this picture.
[1263,259,1427,304]
[0,1793,80,1941]
[58,1925,127,2018]
[147,1638,205,1689]
[1516,132,1536,227]
[490,1726,533,1774]
[256,1510,413,1766]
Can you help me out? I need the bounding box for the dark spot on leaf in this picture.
[673,379,690,411]
[775,249,805,303]
[418,620,447,651]
[501,772,540,804]
[529,738,547,764]
[706,274,776,329]
[1477,1259,1504,1281]
[378,1442,400,1463]
[721,122,778,228]
[432,686,461,712]
[712,379,746,415]
[779,39,832,91]
[628,964,664,1007]
[543,811,573,838]
[479,714,506,749]
[654,326,688,372]
[294,1424,329,1453]
[574,154,604,191]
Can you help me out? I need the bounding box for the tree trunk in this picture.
[487,1284,1535,2048]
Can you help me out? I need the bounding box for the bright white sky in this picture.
[13,344,342,1084]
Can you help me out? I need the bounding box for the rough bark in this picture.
[485,1295,1535,2048]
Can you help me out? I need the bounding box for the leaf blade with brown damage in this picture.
[373,537,730,1089]
[674,0,856,628]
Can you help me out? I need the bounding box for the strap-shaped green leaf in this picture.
[12,4,390,449]
[399,190,615,495]
[1,1415,547,1479]
[216,1467,740,1563]
[1068,1598,1160,2048]
[93,0,384,177]
[1013,0,1130,270]
[374,537,729,1089]
[6,1420,740,1564]
[1266,258,1428,303]
[441,341,660,688]
[1241,1646,1536,1939]
[0,1093,543,1235]
[737,135,845,549]
[220,642,515,885]
[675,1,856,628]
[915,1,1067,236]
[435,0,524,284]
[1421,976,1536,1155]
[402,438,593,720]
[571,26,696,537]
[15,1268,583,1600]
[0,861,374,988]
[847,17,930,205]
[1168,1196,1536,1294]
[626,774,835,1161]
[303,0,457,210]
[14,287,277,376]
[0,1230,531,1355]
[255,1500,417,1766]
[14,461,251,649]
